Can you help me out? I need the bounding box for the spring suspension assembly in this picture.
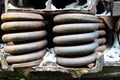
[1,12,48,68]
[53,13,106,67]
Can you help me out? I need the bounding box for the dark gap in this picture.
[43,15,55,49]
[27,0,47,9]
[11,37,47,44]
[78,0,87,5]
[52,0,75,9]
[96,1,105,14]
[0,0,5,42]
[56,51,95,58]
[10,0,47,9]
[105,28,114,48]
[54,41,94,46]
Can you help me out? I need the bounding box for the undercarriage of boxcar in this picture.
[0,0,120,79]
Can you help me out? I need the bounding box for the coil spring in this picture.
[53,13,105,67]
[1,12,47,68]
[96,30,107,52]
[95,19,107,52]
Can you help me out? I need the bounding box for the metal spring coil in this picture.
[1,12,48,68]
[53,13,106,67]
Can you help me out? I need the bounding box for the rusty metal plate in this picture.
[7,9,96,15]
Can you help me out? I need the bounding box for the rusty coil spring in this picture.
[1,12,47,68]
[53,13,103,67]
[95,21,107,52]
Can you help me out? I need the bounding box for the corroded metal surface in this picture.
[7,9,96,15]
